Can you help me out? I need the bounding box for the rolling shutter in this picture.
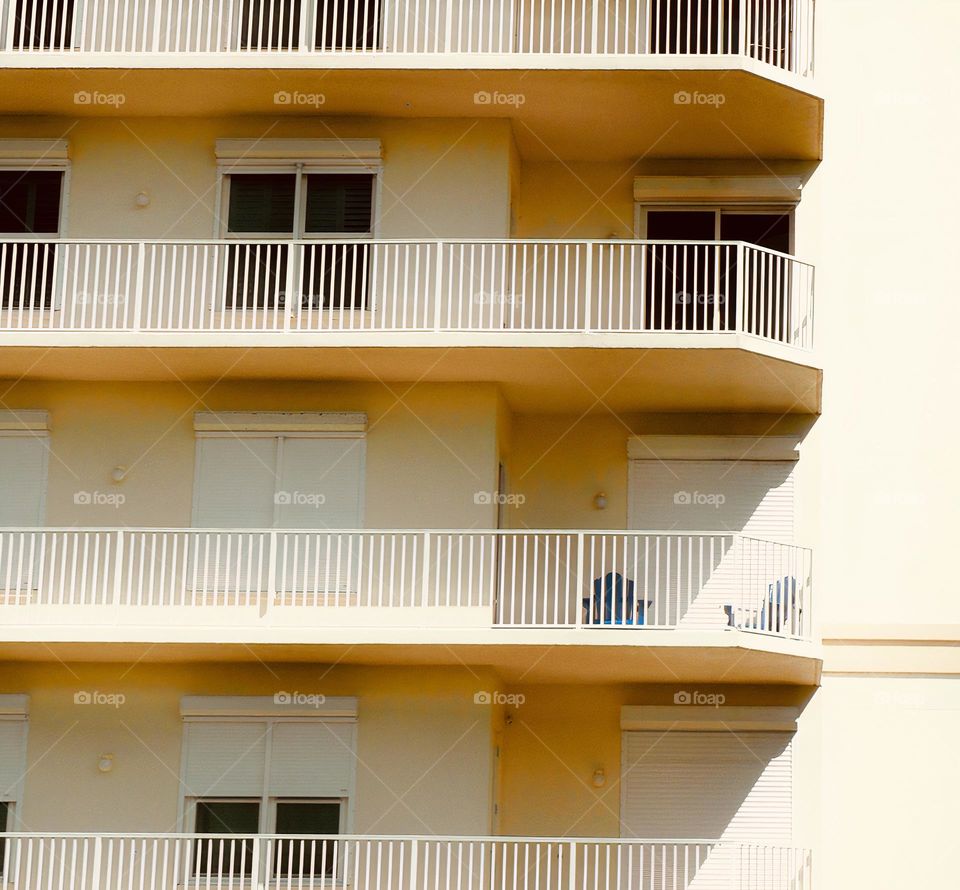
[182,718,357,800]
[194,438,277,528]
[183,722,268,797]
[0,720,26,801]
[278,437,364,529]
[621,731,793,842]
[629,460,795,541]
[0,437,47,525]
[269,722,357,797]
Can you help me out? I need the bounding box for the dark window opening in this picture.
[239,0,381,50]
[193,799,260,877]
[643,209,792,335]
[0,171,62,310]
[11,0,76,50]
[651,0,792,64]
[315,0,381,50]
[273,801,341,877]
[0,801,9,874]
[227,174,296,235]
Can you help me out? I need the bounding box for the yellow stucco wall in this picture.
[1,662,497,835]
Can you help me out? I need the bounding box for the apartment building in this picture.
[0,2,956,889]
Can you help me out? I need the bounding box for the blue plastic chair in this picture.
[583,572,650,625]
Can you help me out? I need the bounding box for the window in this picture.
[237,0,381,50]
[0,425,49,526]
[639,207,793,334]
[223,170,375,311]
[192,798,343,878]
[9,0,76,50]
[0,170,64,310]
[181,696,357,880]
[192,431,365,530]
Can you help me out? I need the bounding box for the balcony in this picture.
[0,528,818,682]
[0,0,815,74]
[0,2,822,159]
[0,239,819,413]
[0,834,813,890]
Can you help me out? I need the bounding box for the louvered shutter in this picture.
[183,722,268,797]
[304,175,374,233]
[621,731,793,842]
[629,460,795,540]
[0,437,46,525]
[0,720,26,800]
[227,174,297,233]
[268,722,357,797]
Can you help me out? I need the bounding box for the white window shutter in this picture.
[0,721,26,800]
[194,438,277,528]
[183,722,268,797]
[0,438,46,525]
[621,731,793,842]
[268,722,357,798]
[278,438,364,529]
[630,460,795,541]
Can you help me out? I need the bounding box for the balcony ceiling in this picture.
[0,339,822,413]
[0,634,822,685]
[0,66,822,161]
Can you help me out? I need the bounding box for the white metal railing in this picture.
[0,529,813,639]
[0,239,815,348]
[0,834,814,890]
[0,0,816,74]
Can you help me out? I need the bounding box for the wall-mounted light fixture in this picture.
[111,466,128,483]
[135,192,150,208]
[97,754,115,773]
[592,768,606,788]
[593,492,608,510]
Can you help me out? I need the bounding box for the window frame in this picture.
[178,715,356,836]
[634,204,795,255]
[217,165,380,241]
